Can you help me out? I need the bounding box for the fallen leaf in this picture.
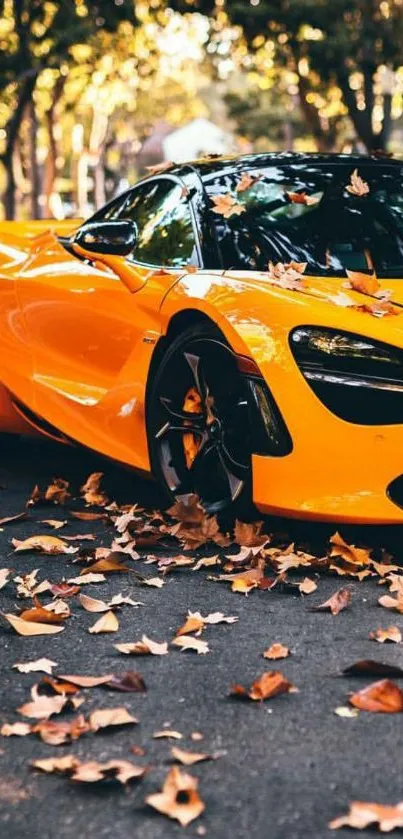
[153,730,182,739]
[80,594,112,613]
[298,577,318,595]
[1,722,32,737]
[88,610,119,634]
[44,478,71,505]
[234,520,269,547]
[142,576,164,588]
[41,519,66,530]
[106,671,146,693]
[370,626,402,644]
[2,613,64,636]
[263,643,290,660]
[211,193,245,219]
[330,800,403,831]
[378,593,403,613]
[14,570,52,598]
[115,636,168,656]
[50,582,80,597]
[171,636,209,655]
[329,532,371,566]
[70,511,106,521]
[0,512,27,525]
[32,715,90,745]
[193,556,220,571]
[80,472,108,506]
[346,168,370,196]
[171,746,223,766]
[18,597,67,625]
[71,759,147,784]
[89,707,138,732]
[176,612,205,637]
[334,706,359,719]
[13,658,58,675]
[309,588,351,615]
[0,568,11,590]
[67,572,106,585]
[230,671,296,701]
[18,685,68,720]
[82,557,128,575]
[56,674,113,688]
[146,765,205,827]
[12,535,77,555]
[342,660,403,678]
[349,679,403,712]
[32,755,79,773]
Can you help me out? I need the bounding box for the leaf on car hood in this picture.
[80,472,109,506]
[2,613,64,636]
[88,610,119,634]
[230,671,296,701]
[349,679,403,712]
[344,269,380,296]
[146,765,205,827]
[309,587,351,615]
[115,635,168,656]
[329,800,403,831]
[370,626,402,644]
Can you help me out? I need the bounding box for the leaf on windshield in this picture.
[210,194,246,218]
[235,172,262,193]
[285,191,319,206]
[346,169,370,196]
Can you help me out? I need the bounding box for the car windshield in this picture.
[204,163,403,278]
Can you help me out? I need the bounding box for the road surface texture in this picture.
[0,435,402,839]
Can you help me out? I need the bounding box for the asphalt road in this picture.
[0,435,403,839]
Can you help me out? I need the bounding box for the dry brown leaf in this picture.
[235,172,262,192]
[215,567,264,595]
[56,674,113,688]
[153,730,182,739]
[171,636,209,655]
[379,592,403,613]
[3,613,64,636]
[82,557,129,575]
[13,658,58,675]
[370,626,402,644]
[70,511,106,521]
[329,532,371,566]
[1,722,32,737]
[0,568,11,591]
[80,594,112,613]
[266,260,307,290]
[50,583,80,598]
[89,707,138,732]
[211,193,245,218]
[19,598,67,625]
[350,678,403,713]
[71,759,147,784]
[88,610,119,634]
[14,570,52,599]
[334,706,359,719]
[176,612,205,637]
[310,588,351,615]
[18,686,68,720]
[0,512,27,525]
[12,535,77,555]
[68,572,106,585]
[274,549,316,574]
[298,577,318,595]
[32,715,90,745]
[263,643,290,660]
[41,519,66,530]
[106,671,146,693]
[171,746,222,766]
[145,160,175,175]
[231,671,296,701]
[346,168,370,196]
[330,801,403,831]
[234,520,269,548]
[142,576,165,588]
[115,636,168,656]
[80,472,108,506]
[32,755,79,773]
[146,765,205,827]
[193,556,220,571]
[44,478,71,505]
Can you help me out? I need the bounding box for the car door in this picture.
[16,175,199,462]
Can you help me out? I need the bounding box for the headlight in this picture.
[290,327,403,425]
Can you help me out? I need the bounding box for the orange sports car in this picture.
[1,152,403,523]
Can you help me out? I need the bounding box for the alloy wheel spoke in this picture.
[155,422,206,440]
[217,447,244,501]
[159,396,204,426]
[220,440,250,475]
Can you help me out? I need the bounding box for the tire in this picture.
[148,322,254,516]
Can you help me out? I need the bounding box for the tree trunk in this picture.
[28,99,40,219]
[1,72,38,219]
[43,75,65,218]
[297,76,334,151]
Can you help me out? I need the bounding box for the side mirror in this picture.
[73,220,138,256]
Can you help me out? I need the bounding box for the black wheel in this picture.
[148,323,253,514]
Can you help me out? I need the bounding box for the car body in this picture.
[1,152,403,523]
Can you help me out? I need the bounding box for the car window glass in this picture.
[118,180,196,267]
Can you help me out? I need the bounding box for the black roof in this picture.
[167,151,402,183]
